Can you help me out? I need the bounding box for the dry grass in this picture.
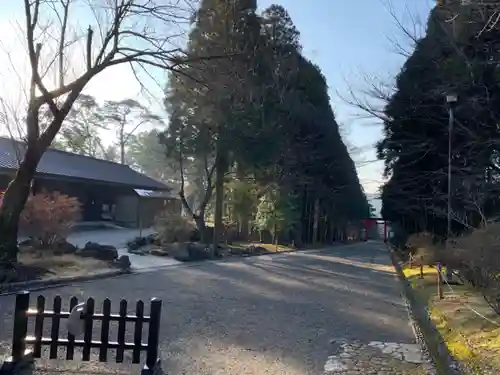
[18,251,113,281]
[404,265,500,374]
[230,242,294,253]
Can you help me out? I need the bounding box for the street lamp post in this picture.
[445,93,457,283]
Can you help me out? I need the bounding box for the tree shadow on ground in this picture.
[0,243,419,375]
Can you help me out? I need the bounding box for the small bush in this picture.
[450,224,500,314]
[20,190,81,248]
[407,232,434,252]
[154,211,195,244]
[405,232,443,265]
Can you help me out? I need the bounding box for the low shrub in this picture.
[154,211,196,244]
[20,190,81,248]
[405,232,442,265]
[452,224,500,314]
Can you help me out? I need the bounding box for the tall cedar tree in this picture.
[379,2,500,238]
[163,2,370,245]
[164,0,261,247]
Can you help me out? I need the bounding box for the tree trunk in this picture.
[194,215,208,244]
[0,145,42,264]
[239,216,249,241]
[306,197,313,244]
[234,166,249,241]
[212,150,226,255]
[328,220,334,243]
[120,141,125,165]
[312,198,320,243]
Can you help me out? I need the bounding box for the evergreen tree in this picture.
[379,2,500,238]
[162,1,370,247]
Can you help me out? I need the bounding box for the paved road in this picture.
[0,242,429,375]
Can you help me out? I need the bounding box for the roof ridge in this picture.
[0,136,170,190]
[0,136,131,168]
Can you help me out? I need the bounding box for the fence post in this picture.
[437,263,444,300]
[12,291,30,362]
[419,256,424,279]
[144,298,162,373]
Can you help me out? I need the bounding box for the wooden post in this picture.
[145,298,162,369]
[49,296,62,359]
[437,263,444,299]
[132,301,144,364]
[11,291,30,361]
[419,256,424,279]
[82,297,95,361]
[99,299,112,362]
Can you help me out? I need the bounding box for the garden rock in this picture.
[188,242,212,261]
[128,247,148,255]
[168,242,211,262]
[114,255,131,270]
[244,245,268,255]
[167,242,190,261]
[0,267,17,284]
[146,233,161,245]
[52,238,78,254]
[189,228,201,242]
[77,242,118,261]
[150,248,169,257]
[126,236,147,251]
[126,240,140,251]
[214,243,230,257]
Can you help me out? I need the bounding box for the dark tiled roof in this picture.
[0,137,169,190]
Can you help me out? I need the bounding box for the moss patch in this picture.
[404,265,500,374]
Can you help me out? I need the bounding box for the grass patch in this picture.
[13,251,114,282]
[253,243,293,252]
[403,265,500,374]
[230,242,294,253]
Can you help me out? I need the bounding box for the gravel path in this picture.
[0,241,432,375]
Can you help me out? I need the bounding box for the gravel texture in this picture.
[0,241,432,375]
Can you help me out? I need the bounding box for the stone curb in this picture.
[387,244,462,375]
[0,269,131,297]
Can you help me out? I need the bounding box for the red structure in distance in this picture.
[363,218,388,242]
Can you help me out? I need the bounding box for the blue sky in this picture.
[0,0,435,203]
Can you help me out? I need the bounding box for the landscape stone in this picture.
[77,242,118,261]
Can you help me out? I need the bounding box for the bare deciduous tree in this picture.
[0,0,227,264]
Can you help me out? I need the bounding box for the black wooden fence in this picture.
[4,291,162,373]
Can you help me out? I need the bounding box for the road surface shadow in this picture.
[0,243,417,375]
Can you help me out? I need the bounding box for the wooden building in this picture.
[0,137,180,228]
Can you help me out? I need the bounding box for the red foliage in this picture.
[20,190,81,247]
